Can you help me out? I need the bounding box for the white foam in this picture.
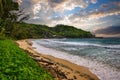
[38,39,120,49]
[32,41,120,80]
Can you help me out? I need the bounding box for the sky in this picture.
[17,0,120,37]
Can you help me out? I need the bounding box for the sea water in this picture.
[31,38,120,80]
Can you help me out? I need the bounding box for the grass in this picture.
[0,39,54,80]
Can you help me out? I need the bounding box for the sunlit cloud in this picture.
[17,0,22,5]
[95,34,120,37]
[88,9,120,20]
[91,0,97,4]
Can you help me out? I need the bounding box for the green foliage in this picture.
[0,0,18,19]
[0,27,5,39]
[0,39,54,80]
[7,23,94,39]
[53,24,94,38]
[0,0,19,39]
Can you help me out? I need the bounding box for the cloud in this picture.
[19,0,34,14]
[112,1,120,7]
[95,34,120,37]
[18,0,120,21]
[101,4,108,8]
[88,9,120,20]
[100,1,120,8]
[88,2,120,20]
[86,1,120,20]
[19,0,93,24]
[13,0,22,5]
[91,0,97,4]
[94,26,120,37]
[19,0,98,15]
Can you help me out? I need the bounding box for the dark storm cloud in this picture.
[95,26,120,35]
[100,1,120,9]
[49,0,65,3]
[101,4,108,8]
[19,0,33,9]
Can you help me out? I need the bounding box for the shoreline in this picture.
[16,39,99,80]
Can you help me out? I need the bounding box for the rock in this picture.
[73,75,77,79]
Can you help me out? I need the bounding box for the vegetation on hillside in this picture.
[0,39,53,80]
[5,23,94,39]
[0,0,28,39]
[0,0,18,39]
[53,24,94,38]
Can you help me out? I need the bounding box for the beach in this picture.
[16,39,99,80]
[31,38,120,80]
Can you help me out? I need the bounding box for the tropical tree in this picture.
[0,0,21,39]
[0,0,18,19]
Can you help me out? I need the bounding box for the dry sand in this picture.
[16,39,99,80]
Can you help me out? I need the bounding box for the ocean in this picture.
[31,38,120,80]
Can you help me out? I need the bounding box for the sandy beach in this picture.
[16,39,99,80]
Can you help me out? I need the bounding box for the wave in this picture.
[40,39,120,49]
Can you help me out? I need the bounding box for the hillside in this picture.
[5,23,94,39]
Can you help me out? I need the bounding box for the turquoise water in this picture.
[32,38,120,80]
